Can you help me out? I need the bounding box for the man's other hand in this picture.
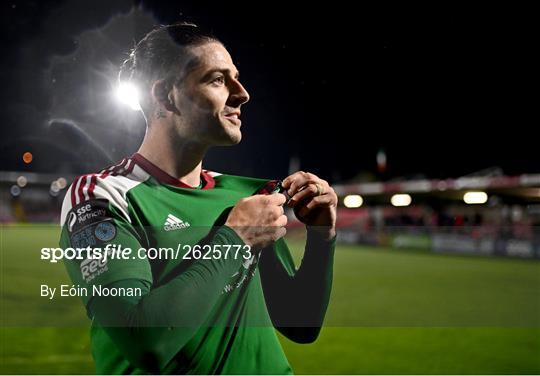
[282,171,337,240]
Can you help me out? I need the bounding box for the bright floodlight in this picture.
[344,194,363,208]
[463,191,488,204]
[391,194,412,207]
[116,82,141,111]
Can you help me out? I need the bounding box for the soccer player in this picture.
[59,23,337,374]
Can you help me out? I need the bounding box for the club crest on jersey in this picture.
[94,221,117,242]
[163,214,191,231]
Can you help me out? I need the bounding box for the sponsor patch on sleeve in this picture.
[66,199,112,233]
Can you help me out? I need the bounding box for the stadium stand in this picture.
[2,171,539,258]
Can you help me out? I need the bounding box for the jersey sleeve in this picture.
[86,226,250,373]
[59,174,153,308]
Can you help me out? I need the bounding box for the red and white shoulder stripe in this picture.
[204,170,222,178]
[60,157,149,226]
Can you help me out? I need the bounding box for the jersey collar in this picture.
[132,153,215,190]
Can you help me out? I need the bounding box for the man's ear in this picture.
[151,79,177,113]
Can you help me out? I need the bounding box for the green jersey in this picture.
[60,153,335,374]
[60,153,296,374]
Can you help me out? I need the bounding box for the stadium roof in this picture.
[335,174,540,196]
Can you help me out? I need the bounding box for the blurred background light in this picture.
[343,194,363,208]
[391,193,412,207]
[463,191,488,204]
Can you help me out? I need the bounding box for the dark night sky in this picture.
[0,1,536,183]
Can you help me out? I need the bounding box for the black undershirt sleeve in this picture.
[259,230,336,343]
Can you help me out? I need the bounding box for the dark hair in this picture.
[119,22,219,115]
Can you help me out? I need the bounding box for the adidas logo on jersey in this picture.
[163,214,190,231]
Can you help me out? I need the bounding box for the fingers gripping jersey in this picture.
[59,154,294,374]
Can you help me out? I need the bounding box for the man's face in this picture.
[171,42,250,146]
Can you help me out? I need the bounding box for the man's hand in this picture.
[282,172,337,240]
[225,194,288,249]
